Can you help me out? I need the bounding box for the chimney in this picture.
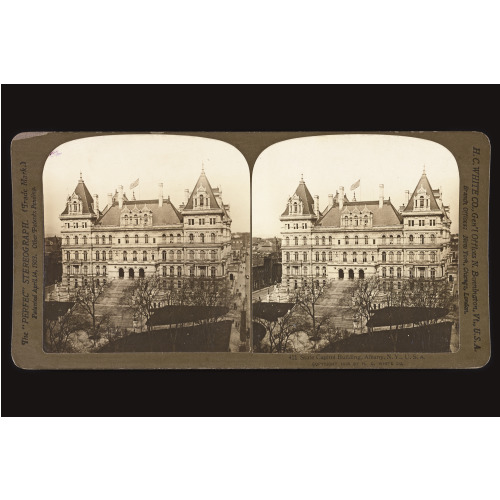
[379,184,384,209]
[107,193,113,207]
[94,194,99,212]
[314,195,319,216]
[118,185,124,209]
[328,194,334,207]
[339,186,344,211]
[184,189,189,204]
[158,183,163,207]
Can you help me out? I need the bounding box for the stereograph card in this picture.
[10,131,491,369]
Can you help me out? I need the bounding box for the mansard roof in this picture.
[60,176,96,215]
[404,171,441,212]
[281,178,316,216]
[184,169,221,210]
[317,200,403,227]
[96,199,182,227]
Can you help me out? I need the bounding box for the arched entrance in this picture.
[294,280,298,289]
[129,268,135,279]
[118,268,124,279]
[348,269,354,280]
[338,269,344,280]
[139,268,145,278]
[359,270,365,279]
[230,273,234,281]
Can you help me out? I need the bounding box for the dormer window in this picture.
[293,202,298,213]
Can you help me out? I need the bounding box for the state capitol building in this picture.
[59,168,232,289]
[280,169,454,289]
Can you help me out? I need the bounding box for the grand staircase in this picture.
[314,279,356,331]
[92,279,136,328]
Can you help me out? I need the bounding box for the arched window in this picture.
[419,251,425,261]
[365,235,368,245]
[430,251,436,262]
[169,234,174,243]
[293,202,298,213]
[96,265,100,275]
[75,251,79,260]
[382,251,386,262]
[124,215,128,225]
[409,235,414,244]
[83,251,87,261]
[134,215,138,225]
[303,252,308,262]
[315,267,320,277]
[177,266,182,277]
[135,234,139,244]
[108,252,112,262]
[353,252,357,262]
[103,266,107,276]
[95,235,99,245]
[397,251,402,262]
[133,251,137,261]
[211,250,216,261]
[382,267,387,278]
[397,268,402,278]
[125,235,129,244]
[176,234,181,243]
[294,252,299,262]
[315,236,319,246]
[342,252,347,262]
[389,251,394,262]
[144,214,148,224]
[344,216,349,226]
[322,236,326,245]
[169,250,174,260]
[430,234,436,243]
[170,266,175,276]
[294,237,299,246]
[66,251,70,261]
[322,251,326,262]
[303,237,307,246]
[354,216,358,226]
[390,235,394,244]
[123,251,127,261]
[74,236,78,245]
[73,201,78,212]
[419,234,424,244]
[189,250,194,261]
[345,236,349,245]
[211,233,216,243]
[363,252,367,262]
[144,234,148,243]
[285,237,290,246]
[143,251,147,261]
[364,215,368,226]
[409,251,414,262]
[210,267,216,277]
[199,195,204,206]
[286,252,290,262]
[162,250,167,261]
[390,267,394,277]
[100,236,104,244]
[189,234,194,243]
[162,234,166,243]
[95,251,100,261]
[200,250,206,261]
[419,196,424,208]
[328,251,333,261]
[355,236,358,245]
[177,250,182,261]
[397,235,401,244]
[322,266,327,277]
[382,235,386,245]
[83,265,88,275]
[315,252,319,262]
[102,251,106,260]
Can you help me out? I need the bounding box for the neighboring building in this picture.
[59,169,232,289]
[280,170,452,289]
[252,253,282,290]
[44,236,62,286]
[231,232,250,261]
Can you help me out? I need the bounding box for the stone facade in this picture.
[280,170,452,289]
[59,169,232,289]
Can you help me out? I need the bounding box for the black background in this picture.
[2,85,498,416]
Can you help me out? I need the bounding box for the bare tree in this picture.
[43,305,89,353]
[253,304,300,353]
[130,274,162,332]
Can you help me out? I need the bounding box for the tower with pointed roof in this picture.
[181,167,232,278]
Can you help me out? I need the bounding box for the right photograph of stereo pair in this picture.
[252,134,459,354]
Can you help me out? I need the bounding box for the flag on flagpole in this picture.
[130,178,139,190]
[350,179,360,191]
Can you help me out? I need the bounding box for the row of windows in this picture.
[121,214,152,226]
[284,234,438,246]
[187,217,218,225]
[64,233,219,245]
[162,266,217,278]
[66,265,107,275]
[283,266,438,280]
[284,250,438,263]
[66,249,219,262]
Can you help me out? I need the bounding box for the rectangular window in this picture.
[408,220,415,227]
[419,220,425,226]
[430,219,436,226]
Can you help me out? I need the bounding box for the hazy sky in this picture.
[43,134,250,235]
[252,134,459,237]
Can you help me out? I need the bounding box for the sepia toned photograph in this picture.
[252,135,460,354]
[42,134,251,353]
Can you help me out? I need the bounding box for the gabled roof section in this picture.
[96,199,182,227]
[404,171,441,212]
[60,175,95,215]
[184,169,221,210]
[317,200,402,227]
[281,178,316,216]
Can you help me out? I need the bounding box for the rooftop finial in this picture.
[423,165,426,174]
[79,171,83,181]
[301,173,304,182]
[201,161,205,174]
